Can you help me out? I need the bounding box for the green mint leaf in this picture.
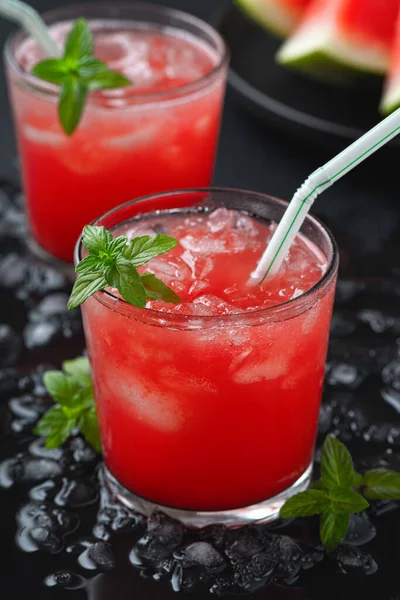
[320,506,349,553]
[64,17,93,61]
[77,56,108,78]
[68,271,108,309]
[76,254,103,274]
[106,258,146,308]
[34,405,76,449]
[32,19,131,136]
[280,489,329,519]
[106,237,129,261]
[141,273,181,304]
[43,371,81,407]
[363,469,400,500]
[87,70,131,91]
[70,225,179,309]
[62,357,91,386]
[59,77,88,135]
[321,435,356,490]
[327,487,369,514]
[82,225,113,256]
[32,58,69,85]
[78,406,101,452]
[352,471,363,488]
[122,234,178,267]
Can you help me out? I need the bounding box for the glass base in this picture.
[27,234,75,280]
[102,462,313,528]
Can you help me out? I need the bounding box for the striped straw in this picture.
[0,0,60,56]
[251,107,400,284]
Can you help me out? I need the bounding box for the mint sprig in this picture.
[32,18,131,135]
[280,435,400,552]
[34,357,101,452]
[68,225,180,310]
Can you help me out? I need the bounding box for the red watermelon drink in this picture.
[5,4,228,264]
[76,189,338,526]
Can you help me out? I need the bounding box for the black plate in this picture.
[215,3,398,149]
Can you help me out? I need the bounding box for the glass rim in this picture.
[4,1,230,108]
[75,188,339,328]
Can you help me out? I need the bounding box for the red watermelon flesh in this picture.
[278,0,400,76]
[339,0,400,52]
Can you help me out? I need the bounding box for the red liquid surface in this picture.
[82,208,336,511]
[9,23,225,262]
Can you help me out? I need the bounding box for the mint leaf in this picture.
[363,469,400,500]
[69,225,180,309]
[328,487,369,513]
[32,18,131,135]
[122,234,178,267]
[320,507,349,553]
[34,405,76,449]
[106,237,129,261]
[68,271,108,310]
[79,405,101,452]
[59,77,88,135]
[32,59,69,84]
[82,225,113,256]
[141,273,181,303]
[280,489,329,518]
[43,371,80,407]
[63,357,91,386]
[35,357,101,452]
[106,258,146,308]
[64,17,93,61]
[321,435,356,489]
[87,70,131,91]
[76,254,103,274]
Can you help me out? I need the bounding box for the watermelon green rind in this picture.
[277,27,390,76]
[380,83,400,115]
[235,0,298,37]
[276,48,377,85]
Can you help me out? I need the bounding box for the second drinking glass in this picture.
[5,2,228,264]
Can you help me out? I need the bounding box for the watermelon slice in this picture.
[235,0,312,37]
[277,0,400,77]
[381,11,400,114]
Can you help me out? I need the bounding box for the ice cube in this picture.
[87,541,116,571]
[54,478,98,508]
[235,214,259,238]
[113,375,184,432]
[159,366,217,394]
[105,123,159,149]
[334,546,378,576]
[0,324,21,367]
[232,353,288,384]
[136,512,183,562]
[22,125,64,147]
[181,542,225,572]
[207,208,237,233]
[146,256,191,283]
[180,234,227,255]
[94,32,134,68]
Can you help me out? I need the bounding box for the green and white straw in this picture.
[0,0,60,56]
[251,108,400,284]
